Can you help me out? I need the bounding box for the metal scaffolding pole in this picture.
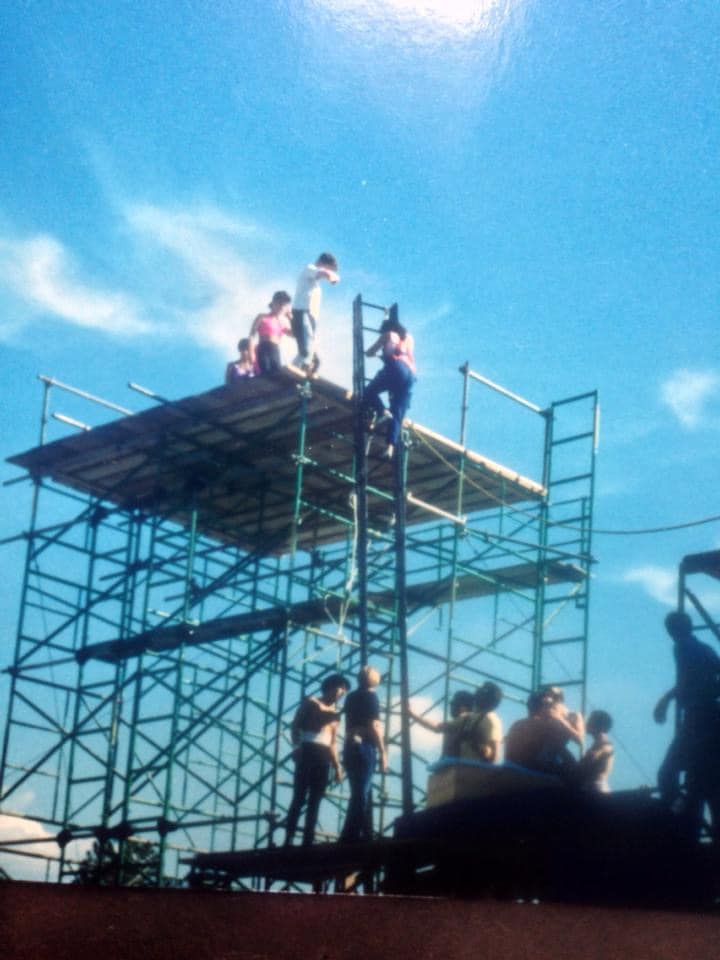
[0,306,598,887]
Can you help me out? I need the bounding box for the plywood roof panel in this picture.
[8,369,545,554]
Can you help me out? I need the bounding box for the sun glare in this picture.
[320,0,512,35]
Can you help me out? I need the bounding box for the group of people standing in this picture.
[283,666,614,850]
[285,610,720,851]
[224,252,417,459]
[285,666,386,847]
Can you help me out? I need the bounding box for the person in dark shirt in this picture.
[284,673,349,846]
[654,610,720,837]
[339,665,387,842]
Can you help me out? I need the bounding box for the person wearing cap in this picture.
[284,673,350,846]
[339,665,387,843]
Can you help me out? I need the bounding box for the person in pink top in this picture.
[249,291,293,374]
[364,316,417,459]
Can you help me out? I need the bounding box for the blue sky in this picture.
[1,0,720,876]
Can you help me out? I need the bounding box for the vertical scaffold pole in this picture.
[532,408,553,691]
[352,294,369,666]
[394,431,413,815]
[0,378,53,801]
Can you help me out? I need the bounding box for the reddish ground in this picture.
[2,881,720,960]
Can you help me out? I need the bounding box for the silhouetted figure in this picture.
[284,673,349,846]
[339,666,387,843]
[579,709,614,793]
[654,610,720,838]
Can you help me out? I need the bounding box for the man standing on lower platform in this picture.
[654,610,720,838]
[339,665,387,842]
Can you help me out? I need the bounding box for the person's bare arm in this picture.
[549,706,584,748]
[290,699,309,747]
[329,721,342,782]
[248,314,263,363]
[365,335,383,358]
[371,719,388,772]
[408,706,443,733]
[317,266,339,284]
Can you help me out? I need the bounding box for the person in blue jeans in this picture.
[364,317,416,459]
[339,665,387,843]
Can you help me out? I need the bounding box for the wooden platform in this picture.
[7,368,545,554]
[80,561,584,663]
[184,788,720,910]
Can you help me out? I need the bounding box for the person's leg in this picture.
[285,748,310,845]
[356,743,377,840]
[257,340,277,375]
[364,366,392,423]
[387,364,415,447]
[291,310,311,367]
[657,734,684,807]
[305,314,319,373]
[340,745,362,841]
[341,742,376,842]
[302,752,330,845]
[340,743,375,842]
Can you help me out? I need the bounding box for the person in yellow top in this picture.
[409,682,503,763]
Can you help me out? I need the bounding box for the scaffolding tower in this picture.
[0,296,598,884]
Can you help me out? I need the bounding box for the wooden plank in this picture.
[7,371,545,554]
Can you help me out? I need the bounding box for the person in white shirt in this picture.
[291,252,340,375]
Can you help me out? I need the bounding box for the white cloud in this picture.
[385,695,444,759]
[0,234,149,336]
[660,369,720,429]
[622,565,677,606]
[0,813,93,881]
[125,202,297,355]
[0,204,354,378]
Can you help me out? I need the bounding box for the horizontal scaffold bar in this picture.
[8,369,546,556]
[77,560,585,664]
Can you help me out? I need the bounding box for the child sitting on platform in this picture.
[225,337,256,384]
[579,709,614,793]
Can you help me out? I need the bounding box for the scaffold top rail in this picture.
[8,367,545,555]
